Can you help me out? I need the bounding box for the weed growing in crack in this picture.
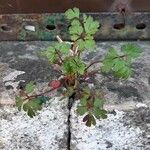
[15,8,141,127]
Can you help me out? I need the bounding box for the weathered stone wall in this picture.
[0,41,150,150]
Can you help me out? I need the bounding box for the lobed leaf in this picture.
[69,20,83,42]
[101,47,135,79]
[121,43,140,59]
[62,57,86,75]
[55,42,71,55]
[101,48,118,73]
[65,7,80,20]
[77,106,87,116]
[83,114,96,127]
[76,39,96,51]
[25,81,35,94]
[15,96,49,118]
[41,46,57,63]
[93,98,104,108]
[23,99,42,118]
[15,96,24,111]
[83,15,100,35]
[93,108,107,119]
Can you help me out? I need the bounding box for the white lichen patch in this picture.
[70,105,145,150]
[136,102,148,108]
[18,54,39,60]
[2,70,25,93]
[3,70,25,82]
[0,97,69,150]
[4,80,25,92]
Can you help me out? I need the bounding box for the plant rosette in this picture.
[15,8,141,127]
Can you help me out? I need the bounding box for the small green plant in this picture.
[15,8,141,127]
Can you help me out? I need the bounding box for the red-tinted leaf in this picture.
[83,114,89,122]
[49,80,61,89]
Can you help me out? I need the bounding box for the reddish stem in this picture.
[23,88,57,100]
[85,60,102,71]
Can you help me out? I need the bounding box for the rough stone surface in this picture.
[0,98,69,150]
[86,42,150,107]
[0,41,150,149]
[70,106,150,150]
[70,41,150,150]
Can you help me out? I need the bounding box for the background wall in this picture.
[0,0,150,14]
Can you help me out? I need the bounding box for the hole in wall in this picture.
[1,25,11,32]
[68,25,71,29]
[136,23,146,30]
[46,24,56,31]
[113,23,125,30]
[98,25,101,30]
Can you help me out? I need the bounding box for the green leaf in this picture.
[99,109,107,119]
[76,38,96,51]
[38,96,49,104]
[77,106,87,116]
[65,7,80,20]
[25,82,35,94]
[70,34,79,41]
[27,107,36,118]
[41,46,57,63]
[23,99,42,118]
[113,67,132,79]
[80,98,87,106]
[83,15,100,35]
[76,39,85,50]
[113,59,127,72]
[62,57,86,75]
[69,23,83,36]
[101,47,133,79]
[121,43,141,59]
[91,115,96,125]
[101,48,118,73]
[84,39,96,50]
[15,96,24,111]
[69,19,83,41]
[63,87,75,98]
[55,42,71,55]
[93,98,104,108]
[16,96,46,118]
[93,108,101,119]
[93,108,107,119]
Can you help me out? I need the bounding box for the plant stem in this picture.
[85,60,102,71]
[56,35,63,43]
[55,49,63,63]
[23,88,57,100]
[85,54,126,72]
[113,54,127,60]
[87,69,100,76]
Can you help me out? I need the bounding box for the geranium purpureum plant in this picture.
[15,8,141,127]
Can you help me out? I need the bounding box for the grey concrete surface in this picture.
[0,41,150,150]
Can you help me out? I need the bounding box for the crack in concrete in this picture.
[67,98,74,150]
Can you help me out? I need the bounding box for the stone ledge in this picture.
[0,41,150,149]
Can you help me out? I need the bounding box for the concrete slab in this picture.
[0,41,150,149]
